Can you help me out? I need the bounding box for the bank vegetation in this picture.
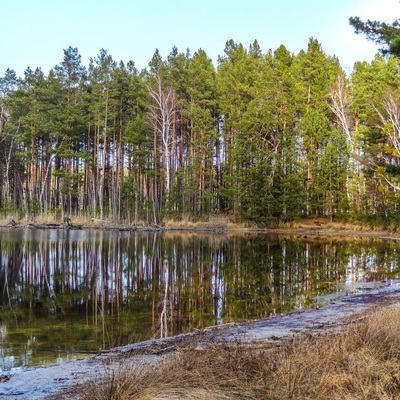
[53,306,400,400]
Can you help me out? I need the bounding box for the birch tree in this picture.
[329,71,364,212]
[146,74,177,195]
[330,72,353,146]
[374,93,400,191]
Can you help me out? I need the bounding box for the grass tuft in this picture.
[62,306,400,400]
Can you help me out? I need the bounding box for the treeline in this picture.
[1,38,400,226]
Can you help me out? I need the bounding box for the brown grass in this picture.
[62,306,400,400]
[0,213,90,226]
[163,216,240,232]
[0,213,396,236]
[280,217,369,232]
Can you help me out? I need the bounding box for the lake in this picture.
[0,228,398,371]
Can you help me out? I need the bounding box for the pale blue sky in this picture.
[1,0,399,77]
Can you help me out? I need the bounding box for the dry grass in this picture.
[0,213,90,226]
[65,307,400,400]
[163,216,239,231]
[162,218,199,229]
[284,217,368,232]
[0,213,396,235]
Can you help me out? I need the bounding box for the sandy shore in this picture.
[0,280,398,399]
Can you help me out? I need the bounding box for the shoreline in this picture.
[2,220,400,241]
[0,223,400,398]
[0,282,399,399]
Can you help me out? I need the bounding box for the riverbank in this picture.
[0,281,398,399]
[2,215,400,240]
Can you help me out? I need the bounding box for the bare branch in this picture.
[146,75,177,193]
[329,73,353,145]
[374,94,400,155]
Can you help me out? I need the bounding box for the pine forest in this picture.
[1,38,400,226]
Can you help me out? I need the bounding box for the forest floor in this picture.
[1,221,400,399]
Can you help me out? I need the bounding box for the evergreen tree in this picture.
[177,49,218,218]
[297,38,342,216]
[349,16,400,57]
[112,61,149,223]
[0,69,18,211]
[87,49,118,220]
[217,40,264,217]
[53,47,87,219]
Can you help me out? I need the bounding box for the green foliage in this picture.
[1,198,17,215]
[349,16,400,57]
[1,36,400,226]
[28,196,41,216]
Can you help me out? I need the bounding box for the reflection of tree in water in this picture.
[0,230,398,367]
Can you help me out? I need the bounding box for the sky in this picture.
[1,0,399,77]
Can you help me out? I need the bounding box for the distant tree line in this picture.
[1,37,400,226]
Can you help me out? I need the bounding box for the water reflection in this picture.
[0,228,399,371]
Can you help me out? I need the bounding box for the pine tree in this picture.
[297,38,342,217]
[53,47,87,219]
[349,16,400,57]
[87,49,118,220]
[217,40,264,218]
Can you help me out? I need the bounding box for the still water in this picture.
[0,228,399,371]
